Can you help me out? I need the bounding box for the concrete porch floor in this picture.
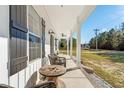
[57,54,94,88]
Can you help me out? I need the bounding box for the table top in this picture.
[39,65,66,77]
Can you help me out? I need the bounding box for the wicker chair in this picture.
[48,54,66,67]
[0,81,56,88]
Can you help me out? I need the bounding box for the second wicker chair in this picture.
[48,54,66,67]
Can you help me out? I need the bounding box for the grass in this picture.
[83,59,124,87]
[82,50,124,88]
[60,49,124,87]
[106,53,124,63]
[59,49,67,54]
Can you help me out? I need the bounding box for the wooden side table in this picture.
[39,65,66,87]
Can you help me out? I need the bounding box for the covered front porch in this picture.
[0,5,105,88]
[38,5,96,87]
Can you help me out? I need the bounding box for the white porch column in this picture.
[76,23,81,66]
[57,39,60,53]
[70,31,73,57]
[67,38,69,55]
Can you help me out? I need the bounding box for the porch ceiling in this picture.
[33,5,96,38]
[44,6,85,37]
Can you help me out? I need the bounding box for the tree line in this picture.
[89,22,124,51]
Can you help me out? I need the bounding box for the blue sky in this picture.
[78,5,124,44]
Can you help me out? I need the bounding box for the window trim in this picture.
[41,18,46,58]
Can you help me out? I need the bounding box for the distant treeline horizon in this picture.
[89,22,124,51]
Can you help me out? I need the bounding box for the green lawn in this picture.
[60,49,124,87]
[82,50,124,88]
[103,53,124,63]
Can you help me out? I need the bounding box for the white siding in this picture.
[9,58,41,87]
[45,44,50,57]
[0,5,9,85]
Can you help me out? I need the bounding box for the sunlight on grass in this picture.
[82,52,109,61]
[59,49,67,54]
[82,50,124,87]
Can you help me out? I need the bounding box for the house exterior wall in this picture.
[0,5,9,85]
[0,5,54,87]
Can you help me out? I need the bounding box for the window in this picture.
[29,34,41,61]
[28,6,41,36]
[28,6,41,61]
[10,5,28,75]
